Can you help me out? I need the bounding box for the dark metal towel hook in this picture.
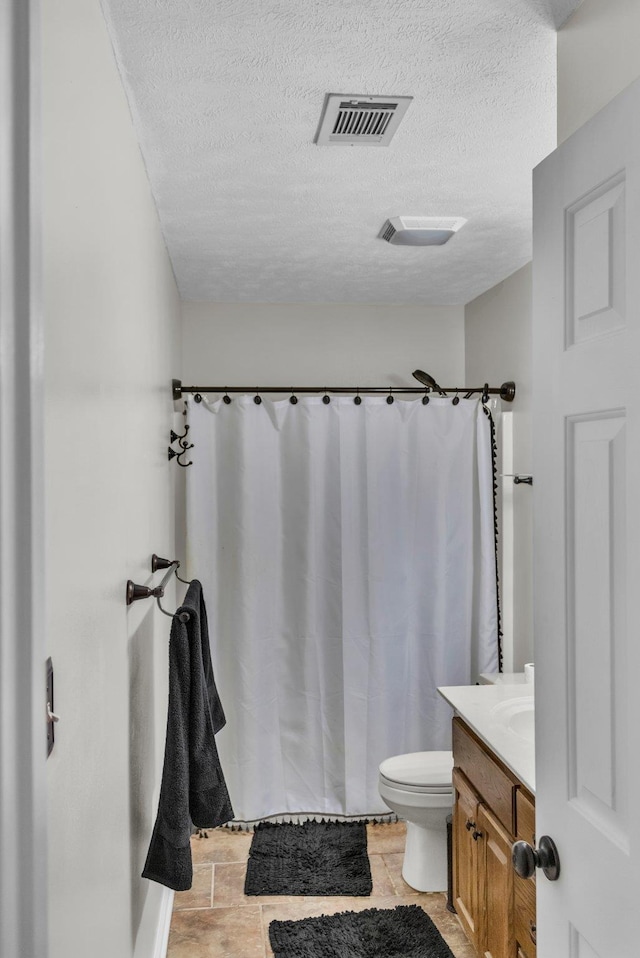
[171,423,190,442]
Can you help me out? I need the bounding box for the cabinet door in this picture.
[477,804,514,958]
[452,768,481,950]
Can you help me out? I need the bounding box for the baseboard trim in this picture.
[154,887,174,958]
[134,884,174,958]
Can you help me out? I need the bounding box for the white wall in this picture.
[43,2,181,957]
[558,0,640,142]
[465,264,533,670]
[181,302,465,390]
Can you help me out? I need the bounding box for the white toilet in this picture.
[378,750,454,892]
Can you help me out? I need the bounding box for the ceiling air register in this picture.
[315,94,413,146]
[380,216,467,246]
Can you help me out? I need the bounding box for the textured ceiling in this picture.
[100,0,582,305]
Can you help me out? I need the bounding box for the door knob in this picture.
[512,835,560,881]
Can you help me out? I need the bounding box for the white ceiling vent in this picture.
[315,94,413,147]
[379,216,467,246]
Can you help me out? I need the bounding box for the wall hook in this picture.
[170,423,190,442]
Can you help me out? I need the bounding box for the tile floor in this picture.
[167,822,476,958]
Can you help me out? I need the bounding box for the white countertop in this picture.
[479,672,527,685]
[438,683,535,793]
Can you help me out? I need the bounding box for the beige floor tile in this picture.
[191,827,254,865]
[366,821,407,855]
[212,861,299,908]
[167,906,264,958]
[368,853,399,897]
[174,864,213,911]
[380,851,426,896]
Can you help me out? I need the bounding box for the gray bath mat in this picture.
[269,904,456,958]
[244,820,372,896]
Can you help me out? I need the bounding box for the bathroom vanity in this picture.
[439,684,536,958]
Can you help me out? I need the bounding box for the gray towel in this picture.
[142,579,234,891]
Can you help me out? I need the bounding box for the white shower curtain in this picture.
[186,395,499,821]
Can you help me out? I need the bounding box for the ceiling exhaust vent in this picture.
[379,216,467,246]
[315,94,413,147]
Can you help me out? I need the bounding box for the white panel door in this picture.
[532,78,640,956]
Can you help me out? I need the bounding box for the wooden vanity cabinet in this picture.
[452,717,536,958]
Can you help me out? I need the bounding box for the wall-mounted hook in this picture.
[171,423,190,442]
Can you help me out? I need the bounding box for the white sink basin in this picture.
[489,696,535,743]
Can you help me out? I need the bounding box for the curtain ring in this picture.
[354,387,362,405]
[323,388,330,405]
[452,388,460,406]
[254,389,262,405]
[290,388,298,405]
[482,382,490,404]
[422,388,430,405]
[387,387,394,405]
[194,392,202,403]
[223,388,232,405]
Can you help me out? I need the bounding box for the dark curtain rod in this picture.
[172,379,516,402]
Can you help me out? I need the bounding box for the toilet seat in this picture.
[379,751,453,793]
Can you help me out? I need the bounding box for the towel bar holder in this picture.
[126,555,191,621]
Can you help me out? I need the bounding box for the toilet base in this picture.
[401,819,448,893]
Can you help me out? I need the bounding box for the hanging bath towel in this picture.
[142,579,234,891]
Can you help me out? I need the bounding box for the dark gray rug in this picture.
[244,820,372,896]
[269,905,456,958]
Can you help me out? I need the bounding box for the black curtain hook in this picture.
[482,382,490,404]
[194,392,202,403]
[223,388,232,405]
[452,388,460,406]
[422,388,430,405]
[354,387,362,405]
[387,387,394,405]
[254,389,262,405]
[323,388,330,405]
[290,388,298,405]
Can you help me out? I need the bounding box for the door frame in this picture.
[0,2,47,956]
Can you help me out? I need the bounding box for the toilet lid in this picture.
[379,751,453,789]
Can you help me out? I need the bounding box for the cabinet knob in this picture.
[472,830,483,841]
[512,835,561,881]
[465,819,475,831]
